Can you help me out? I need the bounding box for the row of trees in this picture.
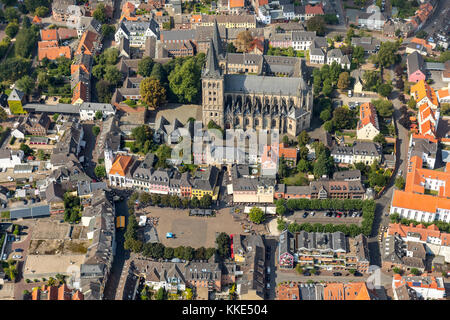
[124,215,217,261]
[63,192,81,223]
[128,191,213,212]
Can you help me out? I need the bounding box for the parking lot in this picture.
[289,210,363,226]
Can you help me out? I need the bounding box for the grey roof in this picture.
[310,48,325,57]
[352,141,382,156]
[161,29,196,41]
[278,230,292,256]
[192,166,219,191]
[410,136,437,160]
[80,102,115,113]
[296,231,347,253]
[351,37,381,51]
[23,103,80,114]
[77,181,107,197]
[407,51,425,75]
[224,74,304,95]
[424,62,445,71]
[203,39,222,78]
[332,169,361,181]
[10,205,50,219]
[45,181,64,202]
[327,48,343,58]
[291,31,317,42]
[120,19,160,38]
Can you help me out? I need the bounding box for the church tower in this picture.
[202,38,224,128]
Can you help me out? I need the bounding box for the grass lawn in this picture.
[282,172,309,186]
[124,141,135,149]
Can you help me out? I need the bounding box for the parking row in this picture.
[301,210,363,219]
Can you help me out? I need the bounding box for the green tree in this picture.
[15,75,35,95]
[92,126,100,136]
[95,110,103,120]
[138,57,154,77]
[14,27,38,59]
[320,109,331,122]
[337,72,350,90]
[37,149,45,161]
[216,232,230,258]
[407,98,416,109]
[199,194,212,208]
[306,16,326,36]
[19,143,33,157]
[34,6,48,17]
[5,22,18,38]
[378,83,393,97]
[297,159,311,173]
[248,206,265,224]
[226,42,237,53]
[104,66,122,86]
[168,57,203,103]
[140,77,166,109]
[352,46,365,64]
[324,120,334,132]
[297,130,309,147]
[104,47,119,65]
[155,287,166,300]
[322,78,333,96]
[96,80,112,103]
[395,176,405,190]
[92,64,105,80]
[4,7,19,22]
[164,247,174,259]
[93,3,107,23]
[373,133,386,146]
[372,99,394,117]
[101,24,115,38]
[94,165,106,179]
[376,41,399,67]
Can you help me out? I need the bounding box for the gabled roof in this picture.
[358,102,379,130]
[109,154,133,176]
[41,29,58,41]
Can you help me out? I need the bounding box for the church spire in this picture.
[213,19,224,59]
[203,39,221,78]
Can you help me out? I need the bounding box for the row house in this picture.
[410,80,439,110]
[407,51,426,83]
[52,0,76,22]
[331,141,382,166]
[195,14,257,29]
[408,134,438,169]
[392,274,445,300]
[310,179,366,200]
[295,231,370,273]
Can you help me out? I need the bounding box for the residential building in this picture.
[408,134,437,169]
[392,274,445,300]
[295,232,370,273]
[115,19,160,47]
[75,30,102,56]
[276,283,300,300]
[331,141,382,165]
[356,102,380,141]
[310,179,366,199]
[347,5,386,31]
[326,49,351,69]
[407,51,427,83]
[410,80,439,110]
[79,103,115,121]
[388,222,450,263]
[278,230,295,269]
[262,143,297,167]
[383,233,427,272]
[0,149,24,169]
[436,88,450,104]
[351,37,380,53]
[79,190,116,300]
[321,282,375,300]
[389,156,450,223]
[417,103,438,138]
[332,170,361,181]
[32,284,84,300]
[23,113,50,136]
[191,166,219,199]
[52,0,76,22]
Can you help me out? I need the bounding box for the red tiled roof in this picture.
[305,4,324,15]
[38,46,71,61]
[40,29,58,41]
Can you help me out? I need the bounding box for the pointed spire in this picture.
[213,19,224,59]
[203,39,221,78]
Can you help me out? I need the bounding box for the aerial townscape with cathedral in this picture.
[0,0,448,307]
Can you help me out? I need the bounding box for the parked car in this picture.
[310,211,315,216]
[303,212,309,218]
[23,200,27,205]
[12,255,22,259]
[266,283,270,289]
[303,272,311,276]
[333,272,342,276]
[14,248,23,252]
[266,267,271,274]
[2,254,7,260]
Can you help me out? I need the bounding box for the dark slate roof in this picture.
[407,51,425,75]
